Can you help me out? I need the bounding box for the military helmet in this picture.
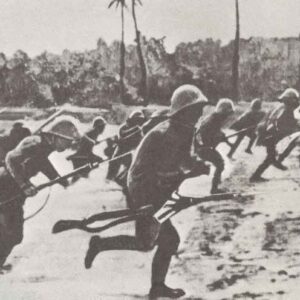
[169,84,208,116]
[278,88,299,100]
[251,98,262,111]
[278,88,300,109]
[13,121,24,128]
[92,116,106,129]
[215,98,235,114]
[128,110,145,121]
[43,116,81,141]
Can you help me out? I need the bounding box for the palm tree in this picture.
[298,35,300,90]
[131,0,148,105]
[232,0,240,101]
[108,0,127,103]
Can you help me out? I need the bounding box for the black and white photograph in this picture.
[0,0,300,299]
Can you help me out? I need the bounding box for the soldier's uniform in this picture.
[106,110,145,185]
[0,119,80,267]
[85,85,209,299]
[228,98,265,158]
[250,88,300,182]
[195,98,235,194]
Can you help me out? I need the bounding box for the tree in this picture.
[131,0,148,105]
[232,0,240,101]
[108,0,127,103]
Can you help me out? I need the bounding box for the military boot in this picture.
[149,283,185,299]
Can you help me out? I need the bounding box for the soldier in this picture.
[0,121,31,165]
[250,88,300,182]
[67,116,106,182]
[0,118,80,267]
[106,110,145,184]
[227,98,265,158]
[195,98,235,194]
[84,85,209,299]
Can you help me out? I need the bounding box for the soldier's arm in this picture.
[5,150,28,188]
[5,136,42,188]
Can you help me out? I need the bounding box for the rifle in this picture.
[37,150,132,191]
[225,125,258,139]
[52,205,154,234]
[0,150,133,208]
[154,191,255,223]
[52,191,261,234]
[33,108,65,135]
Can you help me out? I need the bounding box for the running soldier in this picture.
[106,110,145,187]
[67,116,106,182]
[84,85,209,299]
[250,88,300,182]
[195,98,235,194]
[0,118,80,267]
[227,98,265,158]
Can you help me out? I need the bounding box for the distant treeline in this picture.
[0,36,299,108]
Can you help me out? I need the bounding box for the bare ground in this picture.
[1,122,300,300]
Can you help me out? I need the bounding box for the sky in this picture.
[0,0,299,56]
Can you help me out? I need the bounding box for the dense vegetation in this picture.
[0,36,299,108]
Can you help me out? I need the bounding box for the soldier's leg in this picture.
[227,133,245,158]
[197,148,225,193]
[277,138,298,164]
[250,141,276,181]
[0,202,24,267]
[209,150,225,194]
[151,220,180,285]
[150,220,185,299]
[0,210,11,267]
[84,217,159,269]
[245,132,256,154]
[84,234,137,269]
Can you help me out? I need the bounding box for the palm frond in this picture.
[108,0,117,9]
